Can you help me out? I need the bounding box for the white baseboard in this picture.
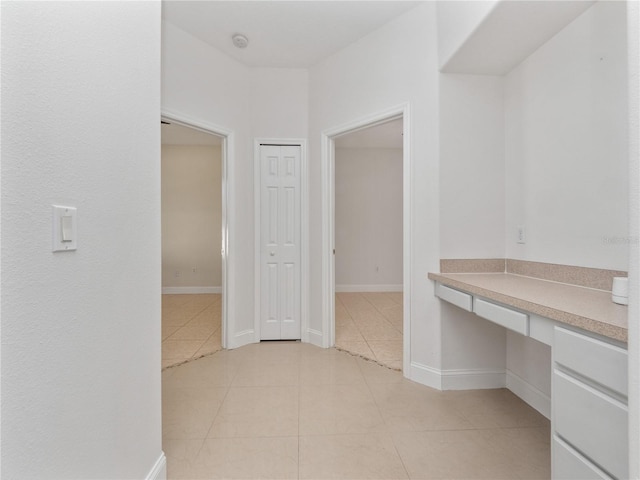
[146,453,166,480]
[442,368,506,390]
[335,284,403,293]
[306,328,324,348]
[506,370,551,419]
[410,362,507,391]
[409,361,443,390]
[227,329,256,349]
[162,286,222,294]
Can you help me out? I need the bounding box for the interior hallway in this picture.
[162,341,550,479]
[336,292,403,370]
[162,294,222,369]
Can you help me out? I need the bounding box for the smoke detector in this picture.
[232,34,249,49]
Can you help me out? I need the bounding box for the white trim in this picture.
[410,361,507,391]
[321,103,412,364]
[335,284,403,293]
[441,368,506,390]
[307,328,324,348]
[145,453,167,480]
[506,369,551,419]
[160,109,233,350]
[254,138,309,343]
[161,286,222,294]
[409,361,443,390]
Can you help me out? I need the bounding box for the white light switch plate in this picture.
[52,205,77,252]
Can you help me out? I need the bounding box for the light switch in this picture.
[61,215,73,242]
[53,205,77,252]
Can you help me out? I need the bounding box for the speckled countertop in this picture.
[428,272,628,343]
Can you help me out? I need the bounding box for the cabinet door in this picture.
[553,370,628,479]
[553,436,612,480]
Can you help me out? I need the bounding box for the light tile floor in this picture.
[162,292,402,371]
[336,292,403,370]
[162,294,222,369]
[163,341,550,479]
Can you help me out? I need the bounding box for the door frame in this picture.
[321,103,412,372]
[254,138,309,342]
[161,109,234,349]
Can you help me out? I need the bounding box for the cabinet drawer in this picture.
[473,298,528,335]
[553,370,628,479]
[554,327,627,397]
[553,436,611,480]
[435,283,472,312]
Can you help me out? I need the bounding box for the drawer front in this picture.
[435,283,472,312]
[473,298,528,335]
[553,436,612,480]
[553,371,628,479]
[554,327,627,397]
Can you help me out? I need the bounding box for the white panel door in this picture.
[260,145,301,340]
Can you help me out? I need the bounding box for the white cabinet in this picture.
[435,283,473,312]
[552,326,628,480]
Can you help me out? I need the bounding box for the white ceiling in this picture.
[161,122,223,146]
[334,118,403,149]
[162,1,422,68]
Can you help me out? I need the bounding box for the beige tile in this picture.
[163,438,205,480]
[162,324,181,341]
[162,354,237,388]
[162,340,206,363]
[299,433,408,479]
[167,321,216,341]
[393,429,517,479]
[356,317,403,342]
[299,384,386,435]
[368,340,403,368]
[299,350,366,385]
[193,331,222,358]
[208,386,298,438]
[190,437,298,479]
[231,358,300,387]
[357,357,405,384]
[369,382,472,432]
[445,388,549,429]
[162,386,227,439]
[479,426,551,479]
[335,340,375,361]
[335,319,366,342]
[362,292,399,311]
[380,304,403,331]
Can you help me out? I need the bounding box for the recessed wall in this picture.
[161,145,222,290]
[335,147,403,291]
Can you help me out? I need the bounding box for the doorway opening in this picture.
[160,114,230,369]
[333,118,404,370]
[322,104,411,373]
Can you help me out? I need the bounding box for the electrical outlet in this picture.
[517,226,526,244]
[174,271,181,278]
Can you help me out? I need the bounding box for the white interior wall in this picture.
[502,1,628,408]
[438,73,507,381]
[436,0,498,68]
[162,22,309,347]
[250,68,309,139]
[308,3,442,375]
[161,145,222,290]
[1,2,163,478]
[505,1,628,271]
[439,73,505,259]
[162,21,252,346]
[335,147,403,290]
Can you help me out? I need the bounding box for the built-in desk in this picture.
[427,272,628,343]
[428,271,629,479]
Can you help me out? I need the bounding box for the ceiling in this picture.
[162,1,422,68]
[334,118,403,149]
[161,122,223,146]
